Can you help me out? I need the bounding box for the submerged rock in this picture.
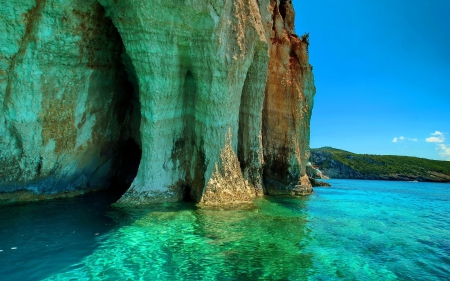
[0,0,315,204]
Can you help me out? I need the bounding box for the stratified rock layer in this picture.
[0,0,315,204]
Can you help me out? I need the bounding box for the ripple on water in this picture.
[0,180,449,280]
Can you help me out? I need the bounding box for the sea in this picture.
[0,179,449,280]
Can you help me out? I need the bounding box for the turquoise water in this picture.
[1,180,449,280]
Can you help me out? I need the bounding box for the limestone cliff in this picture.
[0,0,315,204]
[0,0,141,201]
[262,0,315,195]
[98,0,269,204]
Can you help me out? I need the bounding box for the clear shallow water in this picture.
[0,180,449,280]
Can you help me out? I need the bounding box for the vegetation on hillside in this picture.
[311,147,450,179]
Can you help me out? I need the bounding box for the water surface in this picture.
[0,180,449,280]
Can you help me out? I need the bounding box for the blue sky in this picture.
[293,0,450,161]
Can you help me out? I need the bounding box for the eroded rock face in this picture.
[0,0,315,204]
[98,0,269,204]
[262,0,315,195]
[200,129,257,205]
[0,0,140,200]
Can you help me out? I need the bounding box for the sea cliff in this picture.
[0,0,315,204]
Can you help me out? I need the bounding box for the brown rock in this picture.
[262,0,315,195]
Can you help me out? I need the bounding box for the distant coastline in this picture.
[310,147,450,183]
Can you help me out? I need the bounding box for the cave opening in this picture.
[237,47,268,195]
[238,78,250,175]
[103,15,142,197]
[181,184,195,202]
[179,69,202,202]
[238,54,258,178]
[279,0,290,20]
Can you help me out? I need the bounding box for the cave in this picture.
[237,48,267,193]
[180,70,199,202]
[102,14,142,196]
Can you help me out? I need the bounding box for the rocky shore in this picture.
[310,147,450,183]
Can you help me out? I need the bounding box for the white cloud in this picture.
[426,131,445,143]
[426,131,450,161]
[392,136,417,143]
[426,137,444,143]
[438,144,450,161]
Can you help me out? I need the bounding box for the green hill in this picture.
[310,147,450,182]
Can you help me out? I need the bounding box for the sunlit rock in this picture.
[262,0,315,195]
[0,0,315,204]
[98,0,269,204]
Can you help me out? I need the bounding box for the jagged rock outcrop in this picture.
[306,162,328,180]
[306,163,331,187]
[0,0,315,204]
[199,129,258,205]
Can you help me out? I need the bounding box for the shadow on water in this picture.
[0,190,126,280]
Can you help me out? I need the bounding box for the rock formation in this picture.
[306,163,331,187]
[262,0,315,196]
[0,0,315,204]
[0,0,141,202]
